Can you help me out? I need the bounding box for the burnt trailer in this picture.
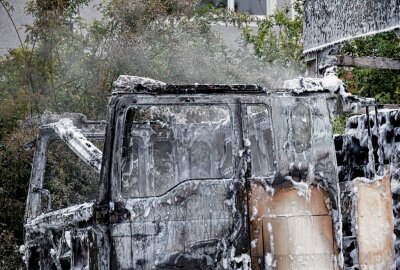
[22,75,396,269]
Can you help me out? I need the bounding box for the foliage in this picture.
[0,229,23,269]
[44,141,101,211]
[240,0,305,72]
[338,32,400,104]
[0,127,35,268]
[84,0,302,87]
[0,0,305,133]
[332,114,349,135]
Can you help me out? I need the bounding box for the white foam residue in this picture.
[222,258,228,269]
[49,118,102,173]
[321,67,344,93]
[243,138,251,147]
[267,222,272,233]
[250,206,258,221]
[265,253,276,270]
[285,176,311,201]
[65,231,72,248]
[232,253,251,270]
[113,75,166,93]
[251,239,258,248]
[26,202,94,229]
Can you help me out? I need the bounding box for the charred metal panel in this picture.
[267,93,342,262]
[112,75,264,95]
[336,109,400,269]
[304,0,400,54]
[106,100,251,269]
[23,201,109,269]
[110,180,238,269]
[337,109,400,181]
[355,175,395,269]
[248,182,337,269]
[340,173,395,269]
[267,93,339,188]
[242,104,275,179]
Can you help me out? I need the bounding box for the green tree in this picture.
[240,0,305,72]
[0,127,35,268]
[339,31,400,104]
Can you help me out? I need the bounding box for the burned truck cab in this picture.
[24,75,348,269]
[97,76,342,269]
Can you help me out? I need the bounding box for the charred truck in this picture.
[22,74,398,269]
[22,0,400,268]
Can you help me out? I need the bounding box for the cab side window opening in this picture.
[121,105,234,198]
[42,140,102,213]
[244,105,274,177]
[290,103,312,153]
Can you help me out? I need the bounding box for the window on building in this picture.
[199,0,227,8]
[199,0,295,17]
[199,0,268,15]
[235,0,267,15]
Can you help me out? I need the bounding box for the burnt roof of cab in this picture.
[112,75,331,96]
[112,75,265,95]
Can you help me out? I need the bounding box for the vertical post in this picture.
[227,0,234,11]
[24,131,52,220]
[267,0,277,15]
[290,0,296,19]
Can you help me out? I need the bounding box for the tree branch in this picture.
[0,0,24,49]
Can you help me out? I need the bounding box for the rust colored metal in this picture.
[354,173,395,269]
[248,180,337,269]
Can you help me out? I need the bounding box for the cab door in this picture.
[108,101,250,269]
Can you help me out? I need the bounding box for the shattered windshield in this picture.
[121,105,233,198]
